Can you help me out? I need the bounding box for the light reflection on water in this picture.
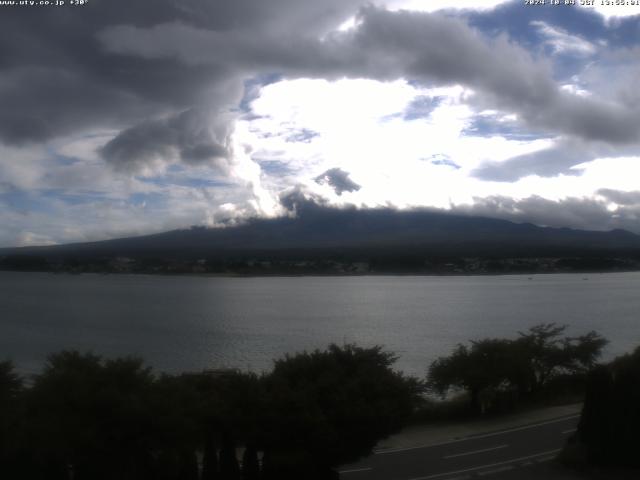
[1,271,638,378]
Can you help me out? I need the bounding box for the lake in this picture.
[1,271,639,378]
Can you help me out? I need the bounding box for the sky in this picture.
[1,0,640,247]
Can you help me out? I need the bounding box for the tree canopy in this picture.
[261,344,423,477]
[427,324,607,413]
[0,344,423,480]
[0,360,23,475]
[575,346,640,467]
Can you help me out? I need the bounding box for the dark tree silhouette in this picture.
[219,433,241,480]
[513,323,607,394]
[428,339,514,413]
[178,449,199,480]
[428,324,607,412]
[2,345,421,480]
[578,365,614,464]
[22,352,157,480]
[175,369,263,480]
[261,344,423,478]
[0,360,21,403]
[0,360,23,477]
[574,346,640,467]
[202,433,220,480]
[241,444,260,480]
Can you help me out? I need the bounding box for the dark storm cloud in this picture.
[473,139,640,182]
[0,66,156,146]
[0,1,242,146]
[3,0,640,182]
[472,140,589,181]
[453,195,640,233]
[357,9,639,146]
[99,6,640,149]
[315,168,361,195]
[322,7,638,145]
[281,187,640,234]
[100,109,231,172]
[0,0,364,154]
[597,189,640,206]
[279,187,328,213]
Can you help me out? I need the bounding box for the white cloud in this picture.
[0,129,278,246]
[3,0,640,244]
[237,77,572,210]
[231,75,640,230]
[0,143,50,191]
[531,20,597,56]
[16,232,57,247]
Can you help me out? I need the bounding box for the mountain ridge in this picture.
[2,206,640,260]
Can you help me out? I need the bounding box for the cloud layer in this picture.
[1,0,640,245]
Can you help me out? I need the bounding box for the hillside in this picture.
[2,205,640,274]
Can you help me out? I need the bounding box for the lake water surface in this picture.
[1,271,639,378]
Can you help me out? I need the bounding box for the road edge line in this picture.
[406,448,562,480]
[376,414,579,454]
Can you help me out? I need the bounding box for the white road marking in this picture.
[406,448,562,480]
[535,455,557,463]
[478,465,514,476]
[443,444,508,459]
[562,428,577,434]
[377,415,579,454]
[339,467,373,474]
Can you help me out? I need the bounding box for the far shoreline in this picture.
[2,267,640,279]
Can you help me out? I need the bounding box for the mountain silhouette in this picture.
[3,205,640,261]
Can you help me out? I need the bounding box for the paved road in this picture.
[339,414,579,480]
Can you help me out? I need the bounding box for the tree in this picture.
[241,444,260,480]
[0,360,23,477]
[261,344,423,478]
[0,360,22,404]
[575,346,640,467]
[202,433,220,480]
[428,324,608,412]
[427,339,513,413]
[22,351,157,480]
[219,433,240,480]
[173,369,263,480]
[514,323,607,394]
